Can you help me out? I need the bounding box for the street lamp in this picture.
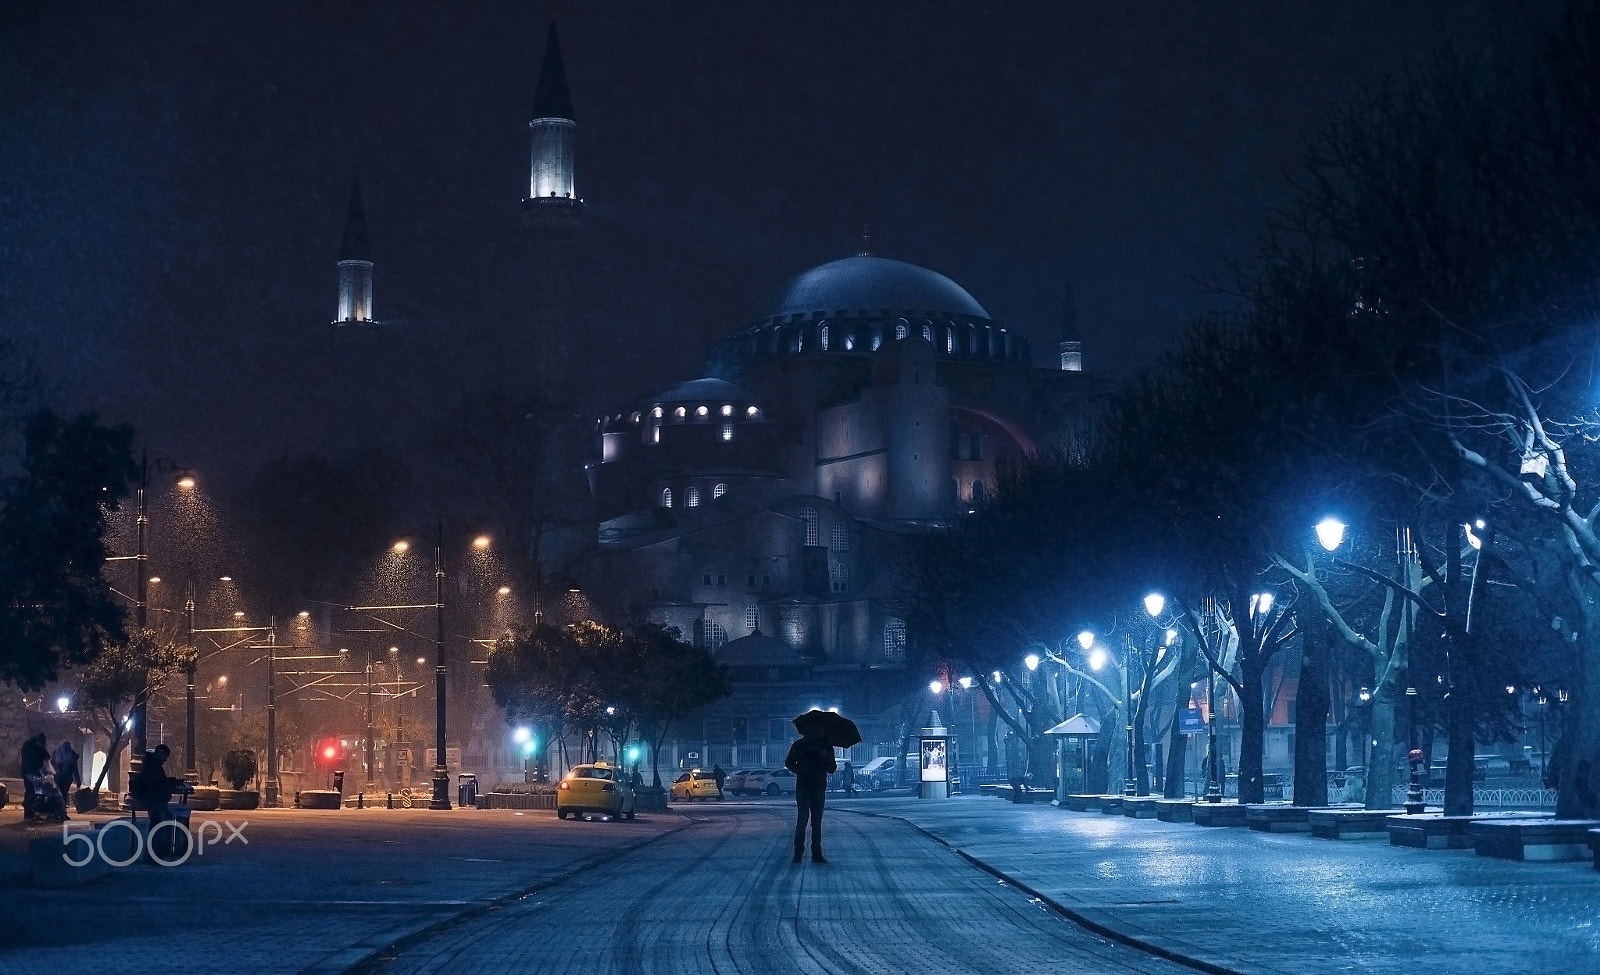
[1316,517,1347,552]
[1143,593,1166,619]
[1023,653,1040,671]
[929,679,944,695]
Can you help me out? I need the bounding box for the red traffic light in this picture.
[317,739,344,766]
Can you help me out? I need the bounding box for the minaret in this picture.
[1058,277,1083,372]
[522,23,581,385]
[335,178,375,326]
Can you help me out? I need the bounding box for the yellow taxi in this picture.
[670,769,722,801]
[556,763,637,820]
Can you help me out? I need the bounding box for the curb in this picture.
[839,807,1256,975]
[317,813,692,975]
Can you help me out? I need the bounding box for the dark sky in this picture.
[2,0,1493,475]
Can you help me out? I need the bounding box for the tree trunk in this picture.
[1165,699,1188,798]
[1555,603,1600,819]
[1237,658,1267,804]
[1293,615,1330,808]
[985,711,998,770]
[1443,696,1474,816]
[1132,711,1150,796]
[1366,693,1398,811]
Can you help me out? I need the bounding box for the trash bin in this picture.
[333,770,345,794]
[457,773,478,808]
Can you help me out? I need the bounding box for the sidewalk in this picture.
[838,794,1599,975]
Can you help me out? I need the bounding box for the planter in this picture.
[73,788,101,814]
[483,791,557,810]
[1192,800,1249,827]
[218,789,260,810]
[297,790,342,810]
[187,786,221,811]
[0,781,8,809]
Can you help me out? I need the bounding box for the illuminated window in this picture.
[895,322,908,339]
[820,325,830,351]
[661,488,673,508]
[702,620,727,651]
[922,324,932,342]
[830,525,849,551]
[696,405,709,419]
[630,411,641,423]
[721,422,735,441]
[802,507,819,547]
[785,610,805,644]
[830,563,848,593]
[673,407,686,420]
[686,487,700,507]
[714,482,727,498]
[946,328,955,353]
[721,404,733,416]
[745,605,760,630]
[843,333,855,351]
[651,406,662,418]
[884,618,906,660]
[651,426,660,444]
[747,405,760,418]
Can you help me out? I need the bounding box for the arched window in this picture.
[843,332,855,351]
[921,323,932,343]
[802,507,819,547]
[884,618,907,660]
[695,405,709,419]
[720,404,733,416]
[829,563,848,593]
[651,406,664,418]
[686,486,700,508]
[661,487,673,508]
[713,482,727,499]
[820,325,830,351]
[895,321,908,340]
[946,327,955,354]
[830,524,849,551]
[721,422,735,441]
[699,619,727,651]
[745,605,760,630]
[673,406,686,420]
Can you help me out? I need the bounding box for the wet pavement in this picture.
[842,794,1600,975]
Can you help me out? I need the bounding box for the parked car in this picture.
[747,768,797,797]
[725,769,759,795]
[858,757,908,790]
[556,763,636,820]
[732,769,771,796]
[670,769,722,801]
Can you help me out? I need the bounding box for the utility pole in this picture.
[430,520,451,809]
[266,616,280,808]
[184,580,197,782]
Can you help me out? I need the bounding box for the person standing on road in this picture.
[53,740,81,809]
[784,724,836,863]
[712,763,727,799]
[841,760,855,796]
[20,733,48,821]
[130,744,182,831]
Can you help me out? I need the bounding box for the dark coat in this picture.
[784,736,837,791]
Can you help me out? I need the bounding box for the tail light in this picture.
[558,781,570,791]
[600,783,614,793]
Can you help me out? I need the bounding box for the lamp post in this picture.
[430,521,450,809]
[183,581,197,783]
[1120,633,1137,796]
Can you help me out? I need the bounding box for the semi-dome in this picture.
[649,377,756,405]
[765,256,990,321]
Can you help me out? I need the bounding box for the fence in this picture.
[1388,786,1557,809]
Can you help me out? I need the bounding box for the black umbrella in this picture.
[793,709,862,749]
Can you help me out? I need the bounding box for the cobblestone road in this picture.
[375,805,1192,975]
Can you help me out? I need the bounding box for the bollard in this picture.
[356,793,364,809]
[386,793,393,809]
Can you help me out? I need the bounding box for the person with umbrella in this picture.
[785,710,859,864]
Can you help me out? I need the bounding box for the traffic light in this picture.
[317,739,344,767]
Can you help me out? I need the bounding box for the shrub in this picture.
[222,749,258,791]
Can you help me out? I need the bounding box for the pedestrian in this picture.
[712,763,726,799]
[53,739,81,810]
[19,733,48,822]
[784,723,836,863]
[1005,732,1028,803]
[130,744,183,834]
[841,760,855,796]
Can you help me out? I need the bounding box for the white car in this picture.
[725,769,759,795]
[745,768,797,797]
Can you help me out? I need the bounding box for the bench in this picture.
[1192,801,1249,827]
[1097,795,1125,814]
[1121,797,1161,818]
[1472,819,1600,862]
[1061,794,1104,812]
[1246,804,1311,832]
[1386,811,1550,850]
[1309,808,1402,839]
[1155,799,1195,822]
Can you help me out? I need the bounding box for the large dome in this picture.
[764,256,990,321]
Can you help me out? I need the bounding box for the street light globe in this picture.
[56,695,70,712]
[416,656,426,665]
[513,726,532,744]
[1465,523,1483,550]
[497,586,512,596]
[1076,630,1095,651]
[176,474,196,490]
[991,670,1003,683]
[1165,628,1179,647]
[929,680,944,695]
[148,576,161,584]
[1024,653,1040,671]
[1143,593,1166,619]
[297,610,310,619]
[958,676,973,689]
[392,540,410,554]
[1253,592,1275,615]
[1315,517,1347,552]
[473,535,491,550]
[1088,647,1109,672]
[606,706,616,715]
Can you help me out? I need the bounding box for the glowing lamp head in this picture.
[929,680,944,695]
[416,656,426,665]
[1076,630,1095,651]
[513,727,532,745]
[323,745,337,760]
[1165,628,1179,647]
[392,540,410,554]
[148,576,161,584]
[1465,523,1483,550]
[991,671,1003,683]
[1024,653,1040,671]
[497,586,512,596]
[1143,593,1166,619]
[627,746,641,761]
[1088,647,1109,672]
[1315,517,1347,552]
[297,610,310,619]
[958,676,973,689]
[176,474,196,490]
[56,695,70,712]
[217,675,228,685]
[1253,592,1275,615]
[473,535,491,550]
[606,706,616,715]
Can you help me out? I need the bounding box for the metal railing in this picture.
[1389,786,1557,809]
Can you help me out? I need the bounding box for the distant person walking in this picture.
[53,740,81,809]
[784,724,836,863]
[712,764,727,799]
[130,744,182,832]
[20,734,48,821]
[840,760,856,796]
